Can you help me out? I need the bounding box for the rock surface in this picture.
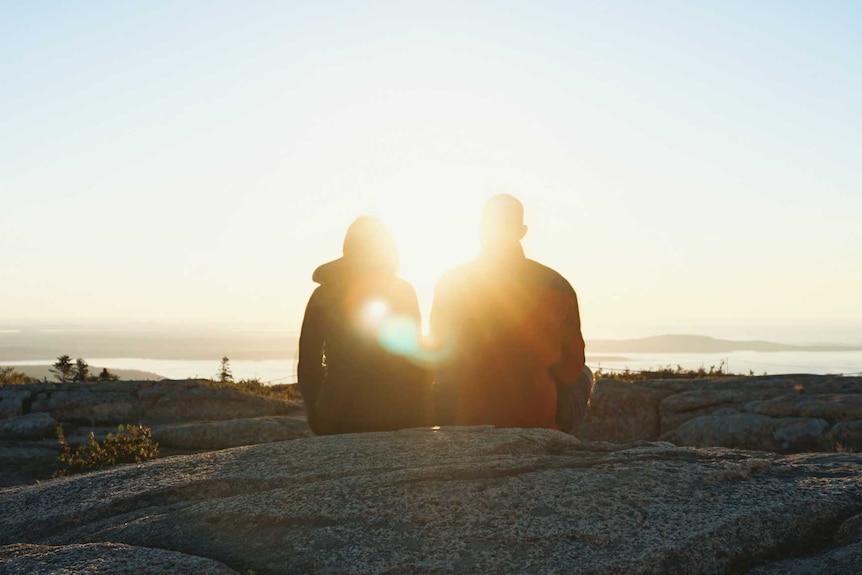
[23,380,295,425]
[0,413,56,441]
[1,427,861,574]
[0,388,30,420]
[152,415,310,450]
[0,542,238,574]
[0,380,303,487]
[582,375,862,453]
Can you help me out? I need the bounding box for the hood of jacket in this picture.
[312,256,395,285]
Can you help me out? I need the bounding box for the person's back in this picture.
[430,195,590,432]
[298,217,431,435]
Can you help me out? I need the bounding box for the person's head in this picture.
[480,194,527,250]
[342,215,400,273]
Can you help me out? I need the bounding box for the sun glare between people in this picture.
[376,192,483,333]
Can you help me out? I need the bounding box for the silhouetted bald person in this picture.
[430,194,593,434]
[479,193,527,250]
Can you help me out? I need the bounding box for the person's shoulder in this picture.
[391,275,418,295]
[382,276,419,311]
[524,258,575,295]
[303,284,330,314]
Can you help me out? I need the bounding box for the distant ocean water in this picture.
[4,350,862,382]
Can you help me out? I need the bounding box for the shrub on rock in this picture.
[56,424,159,477]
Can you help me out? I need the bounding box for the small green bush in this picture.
[56,424,159,477]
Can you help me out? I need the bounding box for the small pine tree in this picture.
[51,355,74,383]
[217,356,234,383]
[72,358,90,382]
[98,367,119,382]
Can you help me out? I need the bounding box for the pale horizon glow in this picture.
[1,1,860,344]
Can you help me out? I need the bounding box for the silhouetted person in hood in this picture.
[298,216,431,435]
[430,195,593,434]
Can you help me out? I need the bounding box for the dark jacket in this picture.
[298,258,432,435]
[430,243,585,429]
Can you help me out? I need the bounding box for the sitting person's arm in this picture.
[429,274,461,426]
[297,288,327,432]
[552,291,592,434]
[552,290,586,385]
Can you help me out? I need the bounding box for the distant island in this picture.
[1,329,860,363]
[587,334,862,354]
[0,327,299,362]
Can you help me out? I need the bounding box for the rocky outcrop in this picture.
[1,427,861,574]
[670,410,830,452]
[152,415,310,451]
[0,542,238,574]
[582,375,862,453]
[22,380,295,425]
[0,388,30,420]
[0,413,56,441]
[0,442,59,490]
[0,381,304,487]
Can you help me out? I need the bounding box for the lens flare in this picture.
[355,298,449,367]
[359,299,389,330]
[378,316,420,356]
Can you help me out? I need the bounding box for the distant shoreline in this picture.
[7,364,165,382]
[587,335,862,354]
[1,332,860,362]
[5,348,862,380]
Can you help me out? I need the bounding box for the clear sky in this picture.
[1,1,860,342]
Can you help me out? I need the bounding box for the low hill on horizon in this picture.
[588,334,862,354]
[0,329,299,361]
[2,330,861,362]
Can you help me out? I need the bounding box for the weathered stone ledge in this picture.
[582,375,862,453]
[0,379,297,426]
[1,427,861,574]
[0,380,304,487]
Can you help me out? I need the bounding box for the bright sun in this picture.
[375,188,483,332]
